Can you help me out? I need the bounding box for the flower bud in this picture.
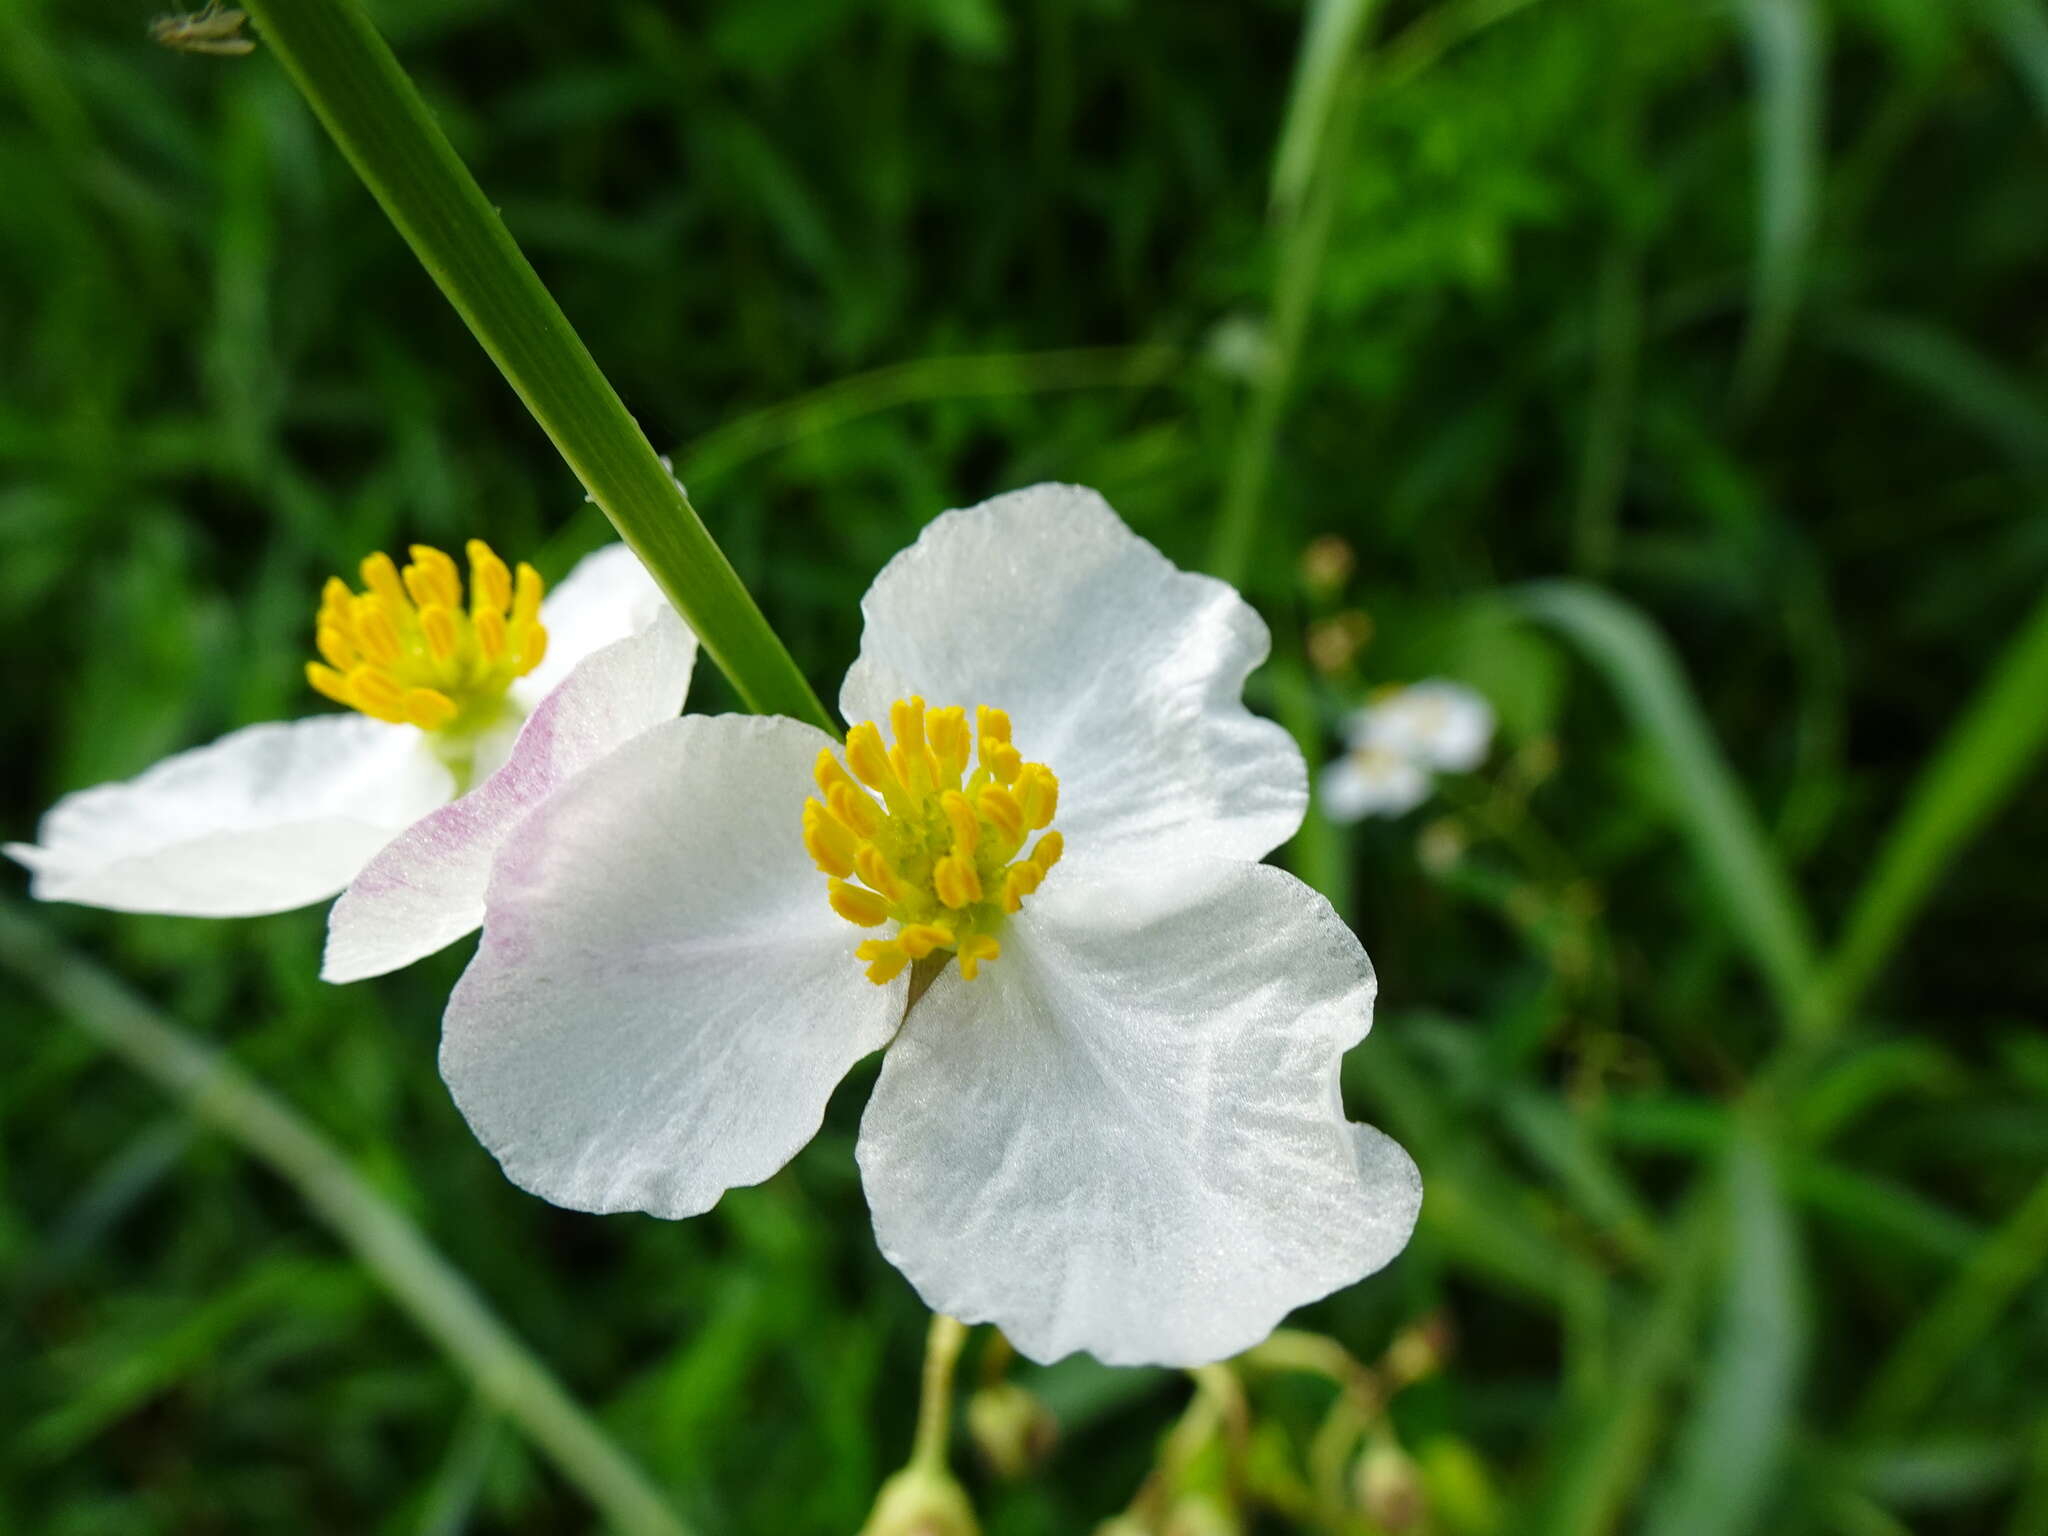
[966,1381,1058,1480]
[858,1465,979,1536]
[1307,610,1374,676]
[1384,1311,1454,1389]
[1162,1493,1240,1536]
[1353,1438,1427,1533]
[1299,535,1357,594]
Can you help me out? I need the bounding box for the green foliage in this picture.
[4,0,2047,1530]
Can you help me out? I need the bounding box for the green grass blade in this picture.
[234,0,830,731]
[1643,1134,1808,1536]
[0,903,693,1536]
[1732,0,1825,412]
[1532,1198,1718,1536]
[1823,312,2048,470]
[1854,1170,2048,1435]
[1822,585,2048,1021]
[1514,581,1825,1028]
[1269,0,1380,217]
[1976,0,2048,128]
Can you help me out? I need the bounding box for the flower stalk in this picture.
[234,0,832,734]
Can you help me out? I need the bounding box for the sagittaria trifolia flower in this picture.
[445,485,1420,1368]
[7,541,694,981]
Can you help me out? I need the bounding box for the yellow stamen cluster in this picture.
[306,541,547,732]
[806,698,1064,985]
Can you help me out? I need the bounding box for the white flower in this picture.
[1319,746,1431,822]
[1318,681,1494,825]
[1351,680,1494,773]
[6,540,695,983]
[443,484,1420,1368]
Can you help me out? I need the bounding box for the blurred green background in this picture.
[5,0,2048,1530]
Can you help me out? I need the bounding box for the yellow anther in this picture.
[855,939,911,985]
[891,697,927,753]
[466,539,513,614]
[359,552,411,616]
[405,544,463,610]
[978,784,1024,845]
[983,739,1022,784]
[1000,862,1042,914]
[315,624,352,671]
[1030,830,1064,871]
[856,845,906,903]
[899,922,954,960]
[927,707,969,781]
[351,597,402,665]
[958,934,1000,982]
[941,791,980,855]
[475,606,508,661]
[845,721,901,798]
[803,799,859,879]
[512,563,543,625]
[312,541,548,732]
[829,880,894,927]
[348,666,407,722]
[1016,764,1059,830]
[403,688,458,730]
[814,698,1062,985]
[419,604,459,661]
[306,662,351,708]
[816,747,862,801]
[828,782,882,839]
[934,853,983,910]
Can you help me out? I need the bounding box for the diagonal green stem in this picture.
[234,0,830,733]
[0,903,691,1536]
[1820,583,2048,1025]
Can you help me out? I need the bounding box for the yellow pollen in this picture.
[306,539,547,732]
[808,696,1063,985]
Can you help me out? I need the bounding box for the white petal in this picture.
[322,609,696,982]
[514,542,676,705]
[857,857,1421,1368]
[440,713,902,1219]
[839,483,1305,871]
[1319,750,1430,822]
[5,716,453,916]
[1360,681,1494,773]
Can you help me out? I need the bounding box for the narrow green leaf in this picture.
[1514,581,1825,1028]
[0,903,693,1536]
[1855,1170,2048,1435]
[1823,312,2048,470]
[1822,584,2048,1022]
[235,0,831,731]
[1532,1198,1718,1536]
[1732,0,1825,410]
[1976,0,2048,128]
[1643,1134,1808,1536]
[1270,0,1380,216]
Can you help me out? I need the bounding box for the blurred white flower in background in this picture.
[1320,680,1495,823]
[1320,745,1431,821]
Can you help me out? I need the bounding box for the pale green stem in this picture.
[911,1313,970,1471]
[0,904,690,1536]
[234,0,830,732]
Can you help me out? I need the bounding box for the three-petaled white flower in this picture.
[1319,680,1495,823]
[6,541,695,982]
[444,484,1420,1368]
